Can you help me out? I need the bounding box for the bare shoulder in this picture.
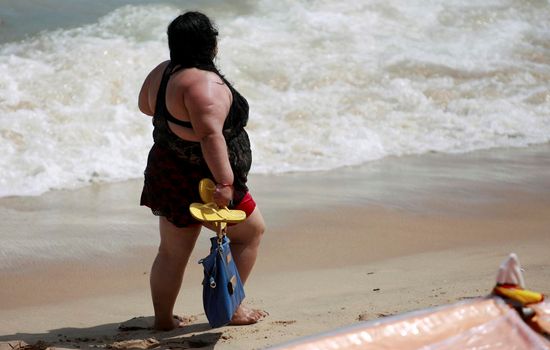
[146,61,170,83]
[139,60,170,116]
[142,60,171,92]
[175,68,229,104]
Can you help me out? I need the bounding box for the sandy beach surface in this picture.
[1,144,549,349]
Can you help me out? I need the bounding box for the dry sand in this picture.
[0,145,549,349]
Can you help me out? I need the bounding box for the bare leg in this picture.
[150,217,201,331]
[226,207,267,325]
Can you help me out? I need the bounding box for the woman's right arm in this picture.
[182,71,234,206]
[138,61,170,116]
[138,72,154,116]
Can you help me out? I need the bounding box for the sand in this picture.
[0,144,549,349]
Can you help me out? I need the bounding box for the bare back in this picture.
[138,61,232,142]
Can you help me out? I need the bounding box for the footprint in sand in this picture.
[271,320,297,326]
[109,338,159,350]
[357,312,395,321]
[109,334,219,350]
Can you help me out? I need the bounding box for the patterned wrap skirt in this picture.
[143,63,252,227]
[140,143,211,227]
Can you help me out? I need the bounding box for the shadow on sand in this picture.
[0,316,223,350]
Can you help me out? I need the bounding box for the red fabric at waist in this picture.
[233,192,256,218]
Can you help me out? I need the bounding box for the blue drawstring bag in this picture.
[199,235,245,328]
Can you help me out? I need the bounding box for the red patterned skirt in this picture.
[140,143,211,227]
[140,143,255,227]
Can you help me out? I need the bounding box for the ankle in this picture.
[154,317,177,331]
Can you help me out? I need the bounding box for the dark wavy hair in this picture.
[167,11,219,72]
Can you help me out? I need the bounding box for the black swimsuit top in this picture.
[165,113,193,128]
[153,62,250,139]
[151,62,253,198]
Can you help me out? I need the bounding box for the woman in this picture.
[138,11,266,331]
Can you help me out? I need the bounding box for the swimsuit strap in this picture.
[165,114,193,128]
[155,63,193,129]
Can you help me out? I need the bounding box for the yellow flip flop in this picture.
[216,207,247,223]
[199,178,216,204]
[189,202,246,224]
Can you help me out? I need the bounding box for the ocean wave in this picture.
[0,0,549,197]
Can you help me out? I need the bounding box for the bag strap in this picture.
[215,222,227,250]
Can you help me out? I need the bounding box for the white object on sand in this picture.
[495,253,525,288]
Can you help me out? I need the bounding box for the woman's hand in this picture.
[213,184,233,208]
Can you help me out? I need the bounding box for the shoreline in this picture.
[1,144,549,348]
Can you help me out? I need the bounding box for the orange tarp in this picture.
[533,301,550,335]
[271,298,550,350]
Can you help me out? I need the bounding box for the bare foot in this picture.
[153,315,190,331]
[229,305,268,325]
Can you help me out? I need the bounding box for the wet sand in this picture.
[1,144,549,349]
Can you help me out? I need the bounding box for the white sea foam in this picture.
[1,0,549,197]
